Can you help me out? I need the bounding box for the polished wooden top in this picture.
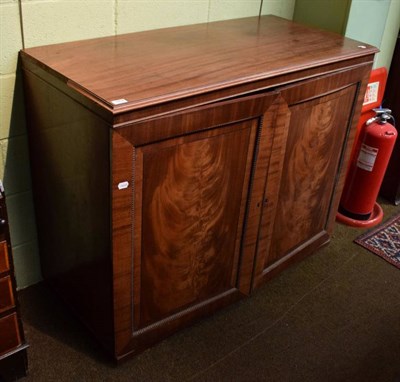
[21,16,377,112]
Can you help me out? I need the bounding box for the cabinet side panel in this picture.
[22,70,113,352]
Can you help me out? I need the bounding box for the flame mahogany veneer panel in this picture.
[139,123,253,328]
[267,86,357,268]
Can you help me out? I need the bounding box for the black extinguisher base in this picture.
[336,202,383,228]
[338,205,372,221]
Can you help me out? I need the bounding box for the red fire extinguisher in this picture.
[337,108,397,228]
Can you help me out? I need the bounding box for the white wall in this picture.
[345,0,400,69]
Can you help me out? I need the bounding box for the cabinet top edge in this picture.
[20,15,378,113]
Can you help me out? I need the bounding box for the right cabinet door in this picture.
[253,66,370,287]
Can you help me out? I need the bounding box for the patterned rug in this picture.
[354,212,400,269]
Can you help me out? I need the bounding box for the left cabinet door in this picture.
[111,92,279,359]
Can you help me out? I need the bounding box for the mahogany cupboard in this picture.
[20,16,377,361]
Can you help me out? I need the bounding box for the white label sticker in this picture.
[357,144,378,172]
[118,181,129,190]
[111,98,128,105]
[363,81,379,106]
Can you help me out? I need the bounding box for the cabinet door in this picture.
[137,124,253,329]
[112,92,279,359]
[253,66,371,287]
